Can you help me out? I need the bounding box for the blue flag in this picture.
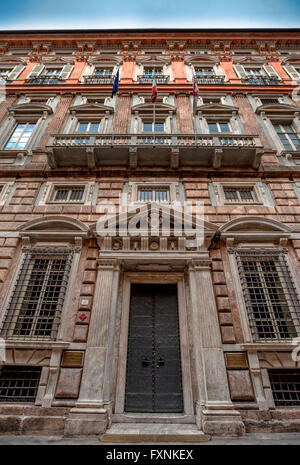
[111,69,119,97]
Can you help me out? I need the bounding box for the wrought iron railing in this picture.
[137,75,170,84]
[241,76,281,86]
[195,75,225,84]
[83,75,115,84]
[28,77,62,85]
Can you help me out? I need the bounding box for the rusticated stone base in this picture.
[0,405,70,435]
[197,403,245,436]
[240,409,300,433]
[64,407,108,436]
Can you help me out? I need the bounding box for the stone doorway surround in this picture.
[65,204,245,436]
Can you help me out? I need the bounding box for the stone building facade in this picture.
[0,29,299,437]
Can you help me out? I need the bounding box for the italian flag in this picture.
[152,73,157,103]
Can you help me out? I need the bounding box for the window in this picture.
[260,98,279,105]
[274,124,300,151]
[0,69,11,79]
[42,69,61,84]
[76,122,102,133]
[138,187,170,202]
[94,68,113,77]
[1,250,73,340]
[195,67,214,77]
[236,250,300,342]
[208,121,231,133]
[0,366,42,403]
[223,186,256,203]
[144,67,163,77]
[53,185,85,203]
[4,123,36,150]
[268,369,300,406]
[143,121,165,133]
[202,97,222,105]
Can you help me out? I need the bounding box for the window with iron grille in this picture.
[138,187,170,202]
[236,250,300,342]
[52,186,85,203]
[0,366,42,403]
[223,187,256,204]
[268,369,300,406]
[0,249,73,340]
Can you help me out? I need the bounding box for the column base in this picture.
[64,406,108,436]
[196,402,245,436]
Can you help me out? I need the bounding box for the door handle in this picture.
[157,357,165,367]
[141,357,151,367]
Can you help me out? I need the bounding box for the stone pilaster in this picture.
[65,258,120,435]
[188,259,245,436]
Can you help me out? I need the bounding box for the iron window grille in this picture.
[29,69,62,86]
[84,69,114,85]
[137,75,169,84]
[268,369,300,406]
[236,250,300,342]
[0,249,73,341]
[53,186,85,203]
[260,98,279,105]
[0,366,42,403]
[138,187,170,202]
[223,187,256,203]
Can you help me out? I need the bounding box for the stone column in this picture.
[65,258,120,435]
[188,259,245,436]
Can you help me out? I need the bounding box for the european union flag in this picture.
[111,69,119,97]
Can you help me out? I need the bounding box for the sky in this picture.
[0,0,300,30]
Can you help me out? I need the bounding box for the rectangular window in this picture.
[195,67,214,77]
[138,187,170,202]
[76,122,102,133]
[268,369,300,406]
[0,69,11,78]
[4,123,36,150]
[202,97,222,105]
[1,250,73,340]
[143,121,165,133]
[53,186,85,203]
[144,67,163,76]
[224,187,255,203]
[274,124,300,151]
[208,122,231,133]
[94,68,113,77]
[236,250,300,342]
[0,366,42,403]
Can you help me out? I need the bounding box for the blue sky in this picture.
[0,0,300,30]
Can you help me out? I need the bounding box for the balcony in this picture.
[241,76,281,86]
[83,75,115,85]
[137,75,170,84]
[47,133,263,169]
[28,77,63,85]
[195,75,225,85]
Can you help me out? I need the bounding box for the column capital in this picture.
[96,258,120,271]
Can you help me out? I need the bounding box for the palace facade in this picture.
[0,28,299,438]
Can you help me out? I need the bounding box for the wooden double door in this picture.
[125,283,183,413]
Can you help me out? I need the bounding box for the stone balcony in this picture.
[241,76,281,86]
[46,133,263,169]
[137,75,170,84]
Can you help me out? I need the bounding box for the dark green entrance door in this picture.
[125,283,183,413]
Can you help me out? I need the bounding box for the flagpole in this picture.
[153,102,156,142]
[112,94,116,143]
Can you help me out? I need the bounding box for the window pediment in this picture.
[9,103,53,116]
[88,56,122,65]
[219,216,292,243]
[256,103,299,117]
[197,103,238,116]
[136,56,171,65]
[132,102,175,114]
[185,55,218,65]
[70,103,114,116]
[0,56,27,64]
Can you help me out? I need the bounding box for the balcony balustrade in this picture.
[47,133,263,169]
[83,75,115,85]
[137,75,170,84]
[195,75,225,85]
[241,76,281,86]
[28,77,62,85]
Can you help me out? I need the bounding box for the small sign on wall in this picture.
[61,351,84,368]
[225,353,248,369]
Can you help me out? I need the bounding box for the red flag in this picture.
[152,74,157,103]
[193,77,199,115]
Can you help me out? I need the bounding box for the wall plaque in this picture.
[225,353,248,369]
[61,351,84,368]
